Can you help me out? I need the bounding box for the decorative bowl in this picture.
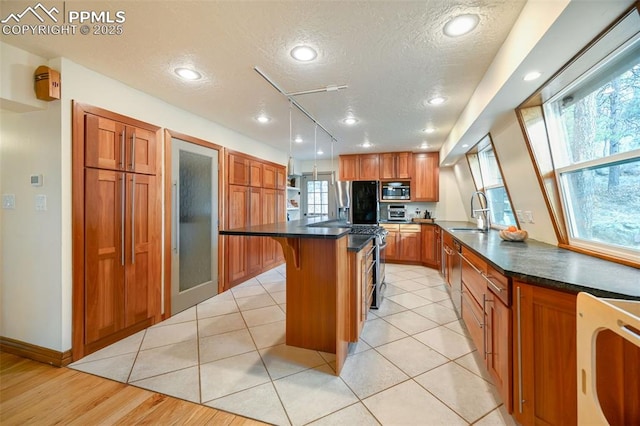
[499,229,528,242]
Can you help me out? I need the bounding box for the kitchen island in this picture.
[220,217,357,374]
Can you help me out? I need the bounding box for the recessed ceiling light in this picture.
[343,117,358,125]
[443,14,479,37]
[317,149,324,155]
[290,45,317,62]
[420,142,429,149]
[427,96,446,106]
[174,67,202,81]
[256,115,271,123]
[362,141,372,148]
[294,136,303,143]
[523,71,542,81]
[462,144,469,148]
[422,127,436,134]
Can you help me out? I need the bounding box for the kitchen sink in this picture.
[448,227,486,233]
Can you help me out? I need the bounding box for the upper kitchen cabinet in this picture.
[413,152,439,201]
[358,154,380,180]
[339,155,359,180]
[380,152,413,180]
[228,153,250,185]
[250,160,263,187]
[84,113,157,175]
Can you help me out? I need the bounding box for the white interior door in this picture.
[301,172,337,219]
[171,138,219,315]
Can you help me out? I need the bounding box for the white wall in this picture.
[0,42,289,352]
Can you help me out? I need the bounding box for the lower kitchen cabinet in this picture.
[381,223,421,263]
[348,239,374,341]
[512,281,577,426]
[421,224,440,268]
[460,246,512,412]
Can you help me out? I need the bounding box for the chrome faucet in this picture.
[471,191,490,231]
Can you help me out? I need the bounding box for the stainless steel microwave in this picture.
[381,183,410,200]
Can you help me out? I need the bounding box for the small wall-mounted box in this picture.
[34,65,61,101]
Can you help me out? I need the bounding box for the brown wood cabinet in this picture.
[348,240,374,342]
[224,152,286,288]
[413,152,439,201]
[420,224,440,268]
[74,104,161,360]
[512,281,576,426]
[228,153,250,185]
[339,155,359,180]
[381,223,421,263]
[359,154,380,180]
[380,152,412,180]
[460,247,512,412]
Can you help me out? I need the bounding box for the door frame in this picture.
[71,102,162,361]
[163,130,225,319]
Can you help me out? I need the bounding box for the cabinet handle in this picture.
[461,290,483,329]
[130,132,136,170]
[485,276,503,293]
[131,175,135,265]
[516,285,524,413]
[460,253,483,275]
[119,132,125,169]
[172,181,178,253]
[482,293,487,360]
[121,173,125,266]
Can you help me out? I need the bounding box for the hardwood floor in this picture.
[0,352,267,425]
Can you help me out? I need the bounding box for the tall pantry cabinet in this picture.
[73,103,161,360]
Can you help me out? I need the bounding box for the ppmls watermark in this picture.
[1,2,126,36]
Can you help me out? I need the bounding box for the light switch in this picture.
[2,194,16,209]
[524,210,534,223]
[35,194,47,211]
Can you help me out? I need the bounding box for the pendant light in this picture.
[287,101,295,176]
[312,123,318,181]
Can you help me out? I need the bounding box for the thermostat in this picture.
[30,174,43,186]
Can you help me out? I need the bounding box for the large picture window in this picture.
[519,6,639,263]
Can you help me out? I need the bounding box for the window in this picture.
[519,6,640,263]
[306,178,329,217]
[467,136,517,228]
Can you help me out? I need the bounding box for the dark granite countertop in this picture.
[220,216,351,239]
[436,221,640,300]
[348,235,374,252]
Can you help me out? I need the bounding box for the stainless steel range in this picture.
[349,225,388,309]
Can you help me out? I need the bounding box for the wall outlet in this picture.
[2,194,16,209]
[516,209,524,222]
[524,210,534,223]
[35,194,47,211]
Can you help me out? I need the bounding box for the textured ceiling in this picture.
[1,1,528,160]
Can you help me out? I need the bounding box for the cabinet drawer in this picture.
[380,223,399,232]
[399,224,421,232]
[486,262,510,306]
[462,286,484,353]
[461,247,487,273]
[461,254,486,305]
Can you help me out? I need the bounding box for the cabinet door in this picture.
[85,114,126,171]
[399,232,421,262]
[124,173,159,327]
[513,282,577,426]
[263,164,277,188]
[127,126,157,175]
[414,152,439,201]
[228,154,250,185]
[396,152,413,179]
[84,168,125,344]
[386,231,398,260]
[276,167,287,189]
[379,153,396,180]
[262,188,278,268]
[227,185,249,283]
[250,161,263,187]
[359,154,380,180]
[339,155,359,180]
[485,293,512,412]
[421,225,437,267]
[247,187,263,274]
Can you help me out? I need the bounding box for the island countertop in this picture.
[436,221,640,300]
[220,216,350,239]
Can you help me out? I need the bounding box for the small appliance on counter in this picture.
[387,204,407,222]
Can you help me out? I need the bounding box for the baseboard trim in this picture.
[0,336,72,367]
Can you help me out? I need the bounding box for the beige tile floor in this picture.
[70,263,517,426]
